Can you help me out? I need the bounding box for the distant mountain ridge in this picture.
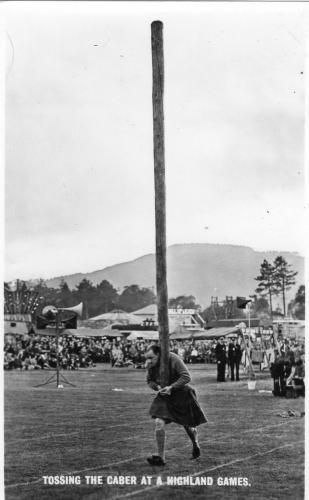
[40,244,304,309]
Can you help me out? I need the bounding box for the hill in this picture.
[42,244,304,308]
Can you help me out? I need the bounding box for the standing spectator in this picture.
[228,338,243,381]
[188,346,198,364]
[215,337,227,382]
[178,345,185,360]
[270,351,288,397]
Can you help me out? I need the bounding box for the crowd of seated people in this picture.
[104,338,219,367]
[4,332,304,395]
[3,335,220,370]
[4,335,98,371]
[170,340,217,363]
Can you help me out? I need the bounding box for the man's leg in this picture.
[279,376,286,397]
[219,362,225,381]
[230,361,235,381]
[184,426,200,458]
[217,362,224,381]
[147,417,166,465]
[155,418,166,461]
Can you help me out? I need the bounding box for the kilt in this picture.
[149,385,207,427]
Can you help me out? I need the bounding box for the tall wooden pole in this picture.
[151,20,170,387]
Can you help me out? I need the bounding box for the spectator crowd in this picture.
[3,334,226,371]
[4,333,305,399]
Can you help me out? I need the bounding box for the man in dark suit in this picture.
[215,337,227,382]
[228,338,243,381]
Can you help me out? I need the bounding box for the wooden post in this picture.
[151,20,170,387]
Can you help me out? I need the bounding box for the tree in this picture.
[274,303,284,317]
[201,304,227,323]
[288,285,305,320]
[119,285,156,312]
[251,297,270,317]
[73,279,96,319]
[255,259,278,318]
[168,295,200,310]
[58,279,73,308]
[273,256,298,317]
[32,279,60,312]
[96,280,119,313]
[33,278,48,297]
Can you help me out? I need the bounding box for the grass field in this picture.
[4,364,304,500]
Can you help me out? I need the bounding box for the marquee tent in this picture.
[67,327,124,338]
[169,326,240,340]
[169,330,193,340]
[88,309,141,324]
[191,326,240,340]
[132,304,157,321]
[126,331,159,341]
[31,327,123,338]
[169,324,207,340]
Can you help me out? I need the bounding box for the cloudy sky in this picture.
[3,1,307,281]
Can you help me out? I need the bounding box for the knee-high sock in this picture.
[155,429,166,460]
[184,426,199,447]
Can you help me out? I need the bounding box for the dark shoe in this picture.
[147,455,166,466]
[191,445,201,459]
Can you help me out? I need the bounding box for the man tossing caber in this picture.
[145,344,207,466]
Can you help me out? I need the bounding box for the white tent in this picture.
[191,326,240,339]
[66,327,124,338]
[88,309,141,324]
[126,331,159,341]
